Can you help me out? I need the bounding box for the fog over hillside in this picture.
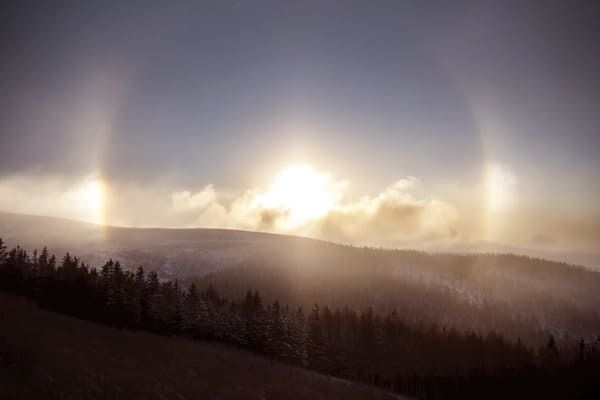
[0,211,289,278]
[2,211,600,345]
[1,211,598,276]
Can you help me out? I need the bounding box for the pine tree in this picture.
[134,266,147,324]
[38,246,51,277]
[290,307,309,366]
[48,254,56,272]
[146,270,162,327]
[0,238,7,265]
[308,304,324,365]
[539,334,560,369]
[101,260,115,307]
[265,300,286,357]
[181,282,200,334]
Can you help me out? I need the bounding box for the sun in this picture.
[256,165,342,229]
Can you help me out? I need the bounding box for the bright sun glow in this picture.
[67,178,105,225]
[486,163,516,213]
[256,165,342,229]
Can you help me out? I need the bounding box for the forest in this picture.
[1,237,599,399]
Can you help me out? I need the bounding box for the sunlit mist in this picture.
[485,163,517,214]
[0,175,105,226]
[254,165,344,229]
[74,178,105,225]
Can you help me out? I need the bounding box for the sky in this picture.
[0,1,599,256]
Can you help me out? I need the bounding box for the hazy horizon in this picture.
[2,209,599,272]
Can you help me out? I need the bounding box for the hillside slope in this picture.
[0,293,403,400]
[1,211,598,275]
[2,211,600,343]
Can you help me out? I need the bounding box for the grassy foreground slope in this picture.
[0,293,403,400]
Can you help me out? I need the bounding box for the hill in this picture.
[2,211,600,344]
[0,293,403,400]
[2,230,600,399]
[1,211,598,276]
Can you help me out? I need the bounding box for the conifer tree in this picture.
[0,238,7,264]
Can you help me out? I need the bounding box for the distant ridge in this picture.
[0,210,598,269]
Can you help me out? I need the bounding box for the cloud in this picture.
[168,185,229,228]
[0,168,460,247]
[171,185,219,213]
[317,177,459,246]
[164,174,459,247]
[0,173,105,224]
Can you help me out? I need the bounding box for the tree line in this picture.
[188,240,600,347]
[0,238,599,399]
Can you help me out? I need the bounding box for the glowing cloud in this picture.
[165,166,459,246]
[253,165,346,229]
[0,166,460,247]
[318,177,459,246]
[65,178,105,225]
[0,174,105,225]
